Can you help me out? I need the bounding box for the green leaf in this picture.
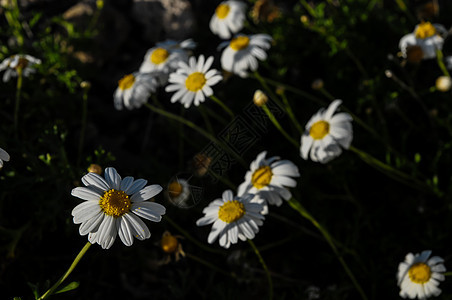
[55,281,80,294]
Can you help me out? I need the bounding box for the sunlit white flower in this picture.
[300,99,353,164]
[196,190,264,249]
[139,39,196,84]
[71,167,166,249]
[165,55,222,108]
[238,151,300,214]
[0,147,10,168]
[436,76,451,92]
[399,22,447,62]
[0,54,41,82]
[113,72,159,110]
[210,1,246,39]
[397,250,446,299]
[219,33,272,77]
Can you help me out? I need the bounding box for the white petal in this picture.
[131,184,163,202]
[81,172,109,191]
[131,202,166,222]
[71,187,102,201]
[124,178,148,195]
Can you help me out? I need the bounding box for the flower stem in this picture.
[287,198,368,300]
[248,239,273,300]
[210,95,234,119]
[262,104,300,148]
[436,49,451,77]
[186,253,237,278]
[38,242,91,300]
[280,91,303,134]
[14,69,23,135]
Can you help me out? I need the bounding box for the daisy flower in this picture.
[237,151,300,214]
[219,33,272,78]
[139,39,196,84]
[0,54,41,82]
[300,99,353,164]
[399,21,447,62]
[166,178,191,208]
[0,147,10,168]
[113,72,159,110]
[165,55,223,108]
[196,190,265,249]
[210,1,247,39]
[71,167,166,249]
[397,250,446,299]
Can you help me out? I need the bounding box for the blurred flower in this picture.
[219,33,272,78]
[210,1,246,39]
[399,22,447,62]
[113,72,159,110]
[253,89,268,107]
[139,39,196,85]
[0,54,41,82]
[71,167,165,249]
[160,231,185,262]
[165,55,223,108]
[300,99,353,163]
[191,153,212,177]
[311,79,324,90]
[166,178,190,206]
[196,190,264,248]
[435,76,451,92]
[87,163,102,175]
[397,250,446,299]
[251,0,281,24]
[0,147,10,168]
[237,151,300,214]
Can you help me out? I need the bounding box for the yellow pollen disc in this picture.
[216,4,230,19]
[310,120,330,140]
[230,36,250,51]
[185,72,206,92]
[118,74,135,90]
[408,262,431,284]
[218,200,246,223]
[150,48,170,64]
[161,234,179,253]
[251,165,273,189]
[415,22,436,39]
[99,189,131,217]
[168,181,183,198]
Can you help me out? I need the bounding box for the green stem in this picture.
[248,239,273,300]
[145,103,246,167]
[253,71,285,109]
[209,95,234,119]
[262,104,299,148]
[288,198,368,300]
[349,145,439,196]
[280,92,303,134]
[38,242,91,300]
[198,105,215,135]
[165,215,227,255]
[186,253,237,278]
[443,272,452,276]
[14,69,23,135]
[436,49,451,77]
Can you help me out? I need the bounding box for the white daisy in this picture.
[237,151,300,214]
[165,55,223,108]
[113,72,159,110]
[210,1,247,39]
[139,39,196,85]
[196,190,265,249]
[166,178,191,208]
[219,33,272,78]
[399,22,447,62]
[397,250,446,299]
[0,147,10,168]
[71,167,166,249]
[0,54,41,82]
[300,99,353,164]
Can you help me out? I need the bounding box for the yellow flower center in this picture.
[185,72,206,92]
[408,262,431,284]
[415,22,436,39]
[168,181,183,198]
[161,233,179,253]
[218,200,246,223]
[216,3,230,19]
[118,74,135,90]
[99,189,131,217]
[230,36,250,51]
[310,120,330,140]
[150,48,170,64]
[251,166,273,189]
